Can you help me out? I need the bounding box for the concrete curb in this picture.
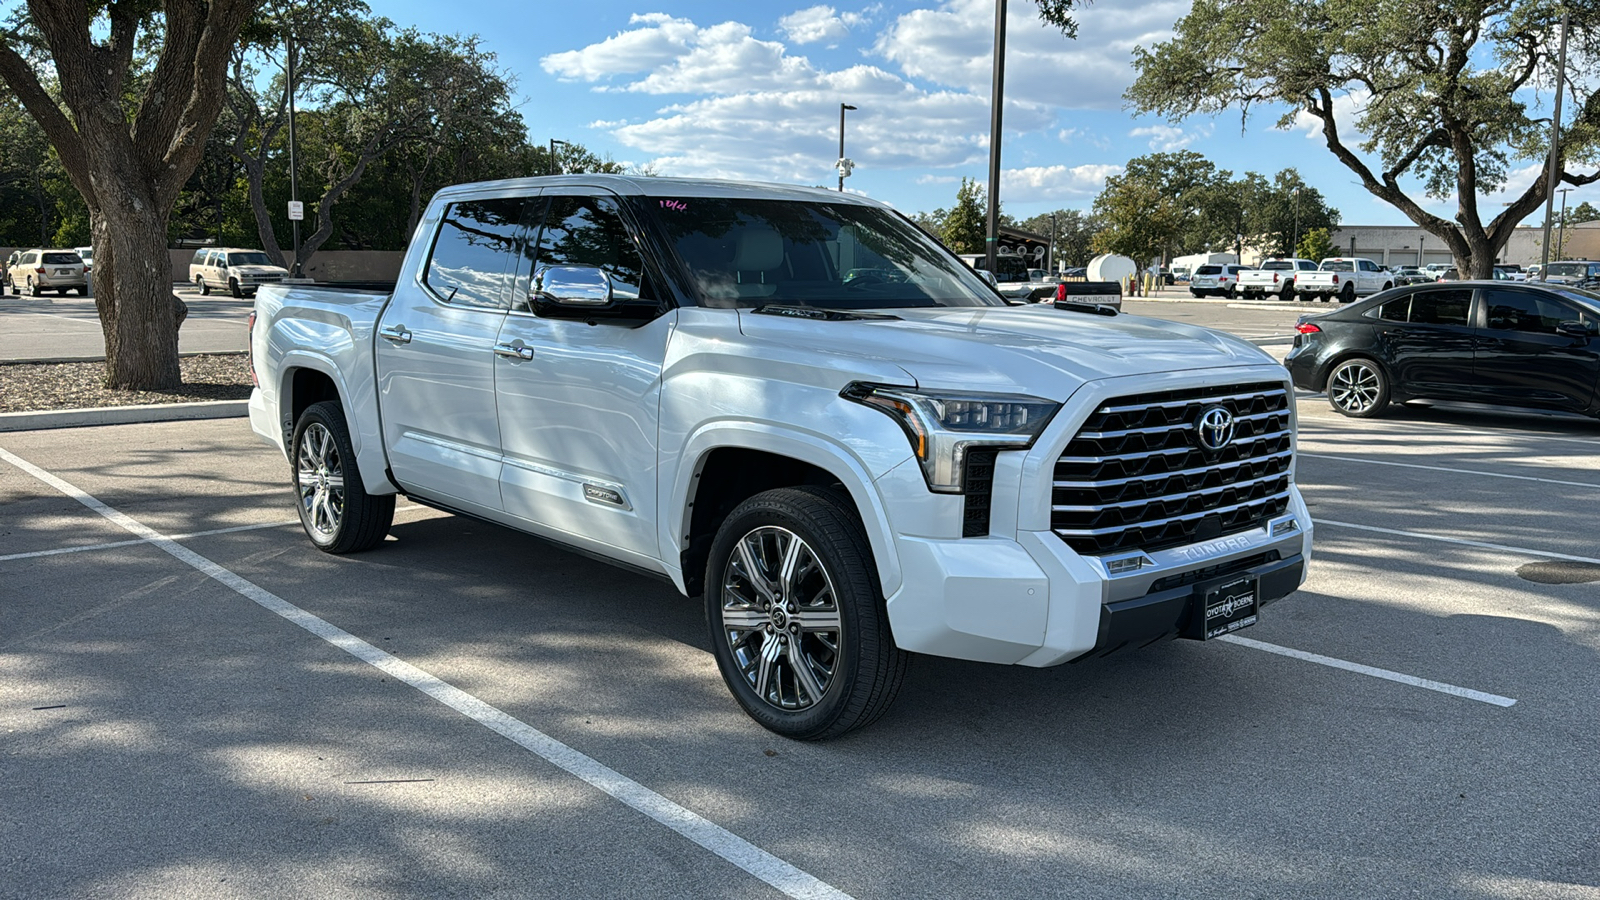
[0,400,248,432]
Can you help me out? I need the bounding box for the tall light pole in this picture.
[837,103,857,192]
[1557,187,1573,259]
[286,24,302,278]
[1539,9,1570,281]
[985,0,1006,276]
[548,139,568,176]
[1048,212,1058,273]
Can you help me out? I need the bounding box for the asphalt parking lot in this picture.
[0,286,248,361]
[4,295,1600,898]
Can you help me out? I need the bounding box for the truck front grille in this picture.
[1051,382,1293,555]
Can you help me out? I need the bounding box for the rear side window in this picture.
[192,250,207,265]
[1377,298,1410,322]
[1409,289,1471,326]
[424,198,525,310]
[1485,290,1570,335]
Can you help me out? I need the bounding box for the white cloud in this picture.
[1004,163,1124,200]
[779,5,872,45]
[873,0,1186,111]
[545,12,1057,184]
[1130,124,1193,151]
[1293,89,1370,140]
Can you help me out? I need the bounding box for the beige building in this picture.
[1308,221,1600,268]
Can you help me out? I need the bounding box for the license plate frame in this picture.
[1196,573,1259,640]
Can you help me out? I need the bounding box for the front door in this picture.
[493,190,673,564]
[375,195,525,513]
[1473,288,1600,411]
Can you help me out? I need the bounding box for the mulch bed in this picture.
[0,354,253,413]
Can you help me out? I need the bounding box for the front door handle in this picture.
[493,342,534,361]
[379,324,412,345]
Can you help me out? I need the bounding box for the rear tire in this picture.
[1190,290,1203,298]
[198,277,211,296]
[1340,283,1356,303]
[1282,282,1296,302]
[1327,358,1390,418]
[705,486,909,740]
[290,401,395,553]
[29,278,41,297]
[74,285,87,296]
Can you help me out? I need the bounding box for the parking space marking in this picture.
[1218,635,1518,707]
[0,445,853,900]
[1299,452,1600,490]
[0,503,433,563]
[1315,518,1600,566]
[1299,419,1600,447]
[0,520,300,562]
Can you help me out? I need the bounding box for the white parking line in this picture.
[1298,452,1600,489]
[0,446,853,900]
[1299,419,1600,447]
[1218,635,1517,707]
[1314,518,1600,566]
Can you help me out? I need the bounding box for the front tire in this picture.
[229,278,243,298]
[291,401,395,553]
[705,486,909,740]
[1327,358,1390,418]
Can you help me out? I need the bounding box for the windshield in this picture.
[1322,260,1354,272]
[650,197,1003,309]
[42,252,80,265]
[1262,261,1292,270]
[1196,265,1221,275]
[227,252,274,266]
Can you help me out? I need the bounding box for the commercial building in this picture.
[1314,221,1600,268]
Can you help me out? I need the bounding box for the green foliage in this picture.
[1296,227,1335,264]
[1124,0,1600,275]
[1091,151,1231,265]
[940,178,988,254]
[1241,170,1339,257]
[1035,0,1089,39]
[1567,201,1600,225]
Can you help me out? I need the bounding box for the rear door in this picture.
[491,189,674,564]
[1473,287,1600,411]
[1374,287,1477,398]
[374,194,527,513]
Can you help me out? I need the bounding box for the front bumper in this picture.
[879,365,1314,667]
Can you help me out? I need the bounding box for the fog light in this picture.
[1271,518,1300,537]
[1106,555,1148,575]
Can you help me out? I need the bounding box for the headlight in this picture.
[842,383,1060,493]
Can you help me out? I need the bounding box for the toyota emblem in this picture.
[1195,406,1235,451]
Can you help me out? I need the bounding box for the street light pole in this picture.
[985,0,1006,276]
[286,25,302,278]
[1048,212,1057,273]
[838,104,857,192]
[1291,187,1300,257]
[1539,10,1570,281]
[548,139,569,176]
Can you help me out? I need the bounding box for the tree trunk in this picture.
[241,155,288,269]
[91,194,186,391]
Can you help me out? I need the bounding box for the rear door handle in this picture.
[493,342,534,360]
[379,324,412,345]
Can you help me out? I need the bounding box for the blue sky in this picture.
[372,1,1595,227]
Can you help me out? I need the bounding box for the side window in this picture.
[1377,297,1410,322]
[530,195,652,302]
[192,250,207,266]
[1409,289,1471,326]
[424,197,525,310]
[1485,290,1568,335]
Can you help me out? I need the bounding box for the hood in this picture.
[232,265,287,275]
[736,305,1277,401]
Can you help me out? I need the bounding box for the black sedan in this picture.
[1285,281,1600,418]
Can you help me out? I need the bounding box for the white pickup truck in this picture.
[1296,257,1393,303]
[1237,258,1320,301]
[248,175,1312,739]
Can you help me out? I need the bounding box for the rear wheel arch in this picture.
[1315,349,1394,393]
[281,366,343,447]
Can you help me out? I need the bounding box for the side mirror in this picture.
[535,265,612,307]
[1555,321,1595,339]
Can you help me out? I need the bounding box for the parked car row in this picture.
[1,248,88,296]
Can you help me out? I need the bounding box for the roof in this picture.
[434,174,884,207]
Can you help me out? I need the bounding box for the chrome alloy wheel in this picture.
[720,526,842,711]
[295,422,347,538]
[1330,361,1383,414]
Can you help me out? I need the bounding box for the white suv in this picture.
[10,249,88,296]
[189,248,289,298]
[1190,264,1248,298]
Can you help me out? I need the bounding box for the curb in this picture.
[0,400,248,433]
